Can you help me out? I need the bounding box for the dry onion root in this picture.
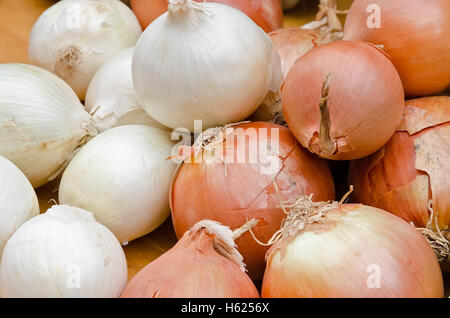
[260,189,444,298]
[170,121,335,280]
[349,96,450,269]
[121,220,260,298]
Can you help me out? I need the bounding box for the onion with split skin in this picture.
[121,220,260,298]
[261,196,444,298]
[349,96,450,268]
[343,0,450,97]
[171,122,335,280]
[131,0,283,32]
[282,40,405,160]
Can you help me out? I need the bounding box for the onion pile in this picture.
[261,196,444,297]
[171,122,335,280]
[349,96,450,267]
[344,0,450,97]
[131,0,283,32]
[282,40,405,160]
[121,220,260,298]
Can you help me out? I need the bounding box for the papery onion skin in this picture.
[343,0,450,97]
[0,156,39,259]
[0,63,95,188]
[282,40,405,160]
[171,122,335,280]
[131,0,283,32]
[85,47,168,133]
[121,224,259,298]
[0,205,128,298]
[59,125,176,244]
[269,28,318,81]
[262,204,444,298]
[349,96,450,230]
[133,2,276,131]
[29,0,142,100]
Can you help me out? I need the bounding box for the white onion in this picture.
[132,0,278,131]
[29,0,142,100]
[0,63,95,188]
[85,47,168,133]
[0,156,39,260]
[0,205,127,298]
[59,125,176,244]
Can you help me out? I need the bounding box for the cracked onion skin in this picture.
[349,96,450,230]
[131,0,283,33]
[121,226,259,298]
[262,204,444,298]
[171,122,335,280]
[282,40,405,160]
[343,0,450,97]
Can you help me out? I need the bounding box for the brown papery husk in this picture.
[121,220,260,298]
[260,196,444,298]
[170,121,335,280]
[349,96,450,270]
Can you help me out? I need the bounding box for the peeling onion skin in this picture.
[349,96,450,230]
[282,41,405,160]
[131,0,283,32]
[343,0,450,97]
[262,204,444,298]
[171,122,335,280]
[121,227,259,298]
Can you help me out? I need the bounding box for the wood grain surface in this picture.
[1,0,448,297]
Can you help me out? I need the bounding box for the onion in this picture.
[281,0,300,10]
[282,40,405,160]
[85,47,168,133]
[132,0,278,131]
[29,0,142,100]
[343,0,450,97]
[171,122,335,280]
[261,196,444,297]
[0,205,127,298]
[121,220,260,298]
[131,0,283,32]
[59,125,176,245]
[0,63,95,188]
[349,96,450,268]
[0,156,39,260]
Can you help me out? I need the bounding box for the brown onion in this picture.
[282,40,405,160]
[171,122,335,280]
[121,220,259,298]
[343,0,450,97]
[349,96,450,266]
[131,0,283,32]
[261,199,444,298]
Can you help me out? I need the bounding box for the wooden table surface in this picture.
[2,0,449,297]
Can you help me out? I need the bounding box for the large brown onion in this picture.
[349,96,450,265]
[343,0,450,97]
[131,0,283,32]
[282,40,405,160]
[171,122,335,280]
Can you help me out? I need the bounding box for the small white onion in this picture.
[85,47,168,133]
[132,0,277,131]
[0,64,95,188]
[0,156,39,260]
[59,125,176,244]
[29,0,142,100]
[0,205,127,298]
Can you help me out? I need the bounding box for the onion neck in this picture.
[168,0,211,16]
[318,73,337,157]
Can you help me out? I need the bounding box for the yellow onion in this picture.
[121,220,259,298]
[282,40,404,160]
[349,96,450,267]
[131,0,283,32]
[171,122,335,280]
[343,0,450,97]
[261,198,444,298]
